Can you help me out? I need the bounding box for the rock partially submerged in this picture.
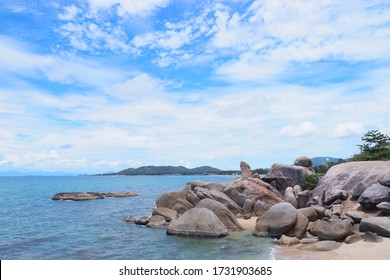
[166,208,228,237]
[52,191,138,201]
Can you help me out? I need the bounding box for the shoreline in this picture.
[237,217,390,260]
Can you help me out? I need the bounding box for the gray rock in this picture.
[360,217,390,237]
[152,207,178,222]
[196,198,242,231]
[240,161,252,179]
[52,191,138,201]
[293,185,303,196]
[358,184,390,210]
[308,219,353,241]
[253,200,268,217]
[287,211,309,239]
[351,183,371,199]
[312,205,326,219]
[297,190,312,209]
[344,233,363,244]
[345,211,366,223]
[166,208,228,237]
[331,204,344,216]
[195,187,214,200]
[147,215,167,228]
[379,173,390,187]
[284,187,298,208]
[298,241,342,251]
[376,202,390,214]
[186,189,201,206]
[313,161,390,197]
[122,216,136,223]
[242,199,254,216]
[253,202,298,237]
[276,235,301,246]
[362,231,383,243]
[135,216,150,226]
[294,156,313,168]
[298,207,318,222]
[324,187,348,205]
[156,191,187,209]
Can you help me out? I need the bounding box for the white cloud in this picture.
[86,0,170,16]
[279,121,320,137]
[333,121,365,138]
[58,5,81,21]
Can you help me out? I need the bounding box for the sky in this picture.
[0,0,390,174]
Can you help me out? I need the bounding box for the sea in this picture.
[0,175,275,260]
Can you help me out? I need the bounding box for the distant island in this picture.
[97,165,239,176]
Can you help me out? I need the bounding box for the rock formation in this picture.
[52,191,138,201]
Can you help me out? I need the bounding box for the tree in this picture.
[351,130,390,161]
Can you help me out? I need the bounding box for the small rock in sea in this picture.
[135,216,150,226]
[122,216,136,223]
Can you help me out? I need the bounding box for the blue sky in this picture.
[1,0,390,174]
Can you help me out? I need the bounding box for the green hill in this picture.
[103,165,234,176]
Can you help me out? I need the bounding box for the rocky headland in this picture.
[125,156,390,258]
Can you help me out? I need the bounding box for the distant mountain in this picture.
[311,157,344,167]
[101,165,235,176]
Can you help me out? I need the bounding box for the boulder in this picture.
[293,185,303,196]
[357,184,390,210]
[276,235,301,246]
[186,189,201,206]
[156,191,188,209]
[312,205,326,219]
[240,161,252,179]
[324,187,348,205]
[379,173,390,187]
[298,207,318,222]
[313,161,390,197]
[194,187,214,200]
[308,219,353,241]
[186,181,227,192]
[344,233,363,244]
[135,216,150,226]
[345,211,366,223]
[166,208,228,237]
[224,177,283,209]
[294,156,313,168]
[209,189,242,215]
[147,215,167,228]
[253,202,298,237]
[264,163,314,193]
[104,191,138,198]
[284,187,298,208]
[296,190,312,209]
[253,200,268,216]
[287,211,309,239]
[298,241,342,252]
[122,216,136,223]
[152,207,178,222]
[242,199,254,216]
[376,202,390,214]
[172,199,194,214]
[362,232,383,243]
[196,199,242,231]
[360,217,390,237]
[351,183,371,199]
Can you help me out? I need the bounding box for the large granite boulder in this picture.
[147,215,167,228]
[253,202,298,237]
[156,191,194,214]
[294,156,313,168]
[323,187,348,205]
[357,184,390,210]
[313,161,390,197]
[377,202,390,214]
[286,211,309,239]
[308,219,353,241]
[360,217,390,237]
[166,208,228,237]
[209,189,242,215]
[240,161,253,179]
[263,163,314,194]
[284,187,298,208]
[196,199,242,231]
[224,177,283,210]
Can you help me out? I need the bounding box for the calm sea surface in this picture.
[0,175,275,260]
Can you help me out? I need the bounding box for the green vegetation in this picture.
[300,173,324,190]
[100,165,237,176]
[351,130,390,161]
[252,167,270,174]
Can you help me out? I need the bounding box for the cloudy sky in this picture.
[0,0,390,174]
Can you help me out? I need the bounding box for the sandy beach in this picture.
[237,217,390,260]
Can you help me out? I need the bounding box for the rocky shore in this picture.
[52,191,138,201]
[125,156,390,258]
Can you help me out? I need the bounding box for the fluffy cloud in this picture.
[279,121,320,137]
[58,5,81,21]
[333,121,365,138]
[86,0,170,16]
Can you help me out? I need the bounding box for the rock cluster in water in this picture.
[52,191,138,201]
[126,157,390,251]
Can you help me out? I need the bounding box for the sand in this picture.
[237,217,390,260]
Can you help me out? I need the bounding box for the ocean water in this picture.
[0,175,275,260]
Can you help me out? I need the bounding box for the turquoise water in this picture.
[0,175,275,260]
